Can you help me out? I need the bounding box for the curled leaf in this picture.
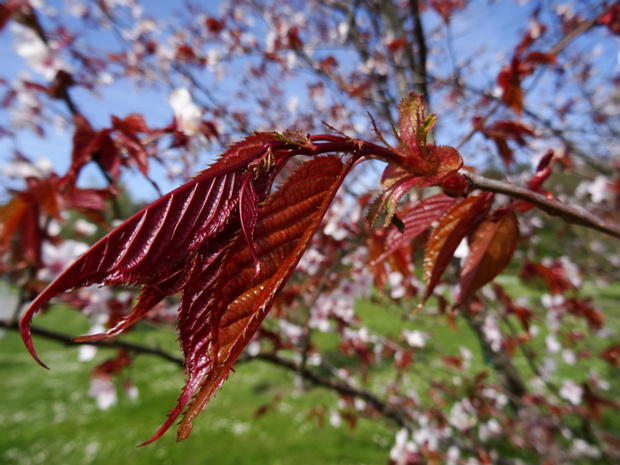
[459,210,519,302]
[421,194,491,307]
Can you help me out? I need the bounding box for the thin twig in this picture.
[462,170,620,240]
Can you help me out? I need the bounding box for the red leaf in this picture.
[372,193,456,264]
[485,121,535,145]
[565,297,604,332]
[459,210,519,301]
[600,4,620,35]
[424,145,463,185]
[582,383,619,421]
[287,26,303,50]
[387,38,409,53]
[524,51,556,66]
[112,115,150,176]
[20,133,281,366]
[519,258,574,295]
[92,349,132,378]
[93,129,121,181]
[0,196,31,259]
[440,172,469,198]
[478,120,535,169]
[19,133,355,445]
[0,4,11,32]
[117,113,151,134]
[205,17,226,35]
[367,146,462,227]
[528,149,553,192]
[67,114,97,181]
[398,93,435,167]
[497,57,524,117]
[422,194,490,306]
[600,342,620,368]
[240,174,260,275]
[147,155,353,444]
[65,186,110,227]
[430,0,465,23]
[0,176,67,267]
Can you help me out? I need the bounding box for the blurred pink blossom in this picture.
[88,377,117,410]
[169,88,203,136]
[11,22,67,81]
[560,380,583,406]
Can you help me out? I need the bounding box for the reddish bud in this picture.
[440,172,469,197]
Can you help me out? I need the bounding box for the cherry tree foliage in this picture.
[1,0,620,463]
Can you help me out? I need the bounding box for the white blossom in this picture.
[38,240,89,281]
[460,346,472,369]
[446,445,460,465]
[11,22,68,81]
[329,410,342,427]
[559,256,582,288]
[279,319,303,344]
[169,88,203,136]
[88,378,117,410]
[388,272,407,299]
[389,429,416,464]
[246,340,261,357]
[296,247,325,276]
[571,439,601,459]
[402,329,428,348]
[479,419,501,441]
[562,350,577,365]
[124,382,139,401]
[482,314,503,352]
[545,334,561,353]
[587,176,613,203]
[449,399,476,431]
[75,219,98,236]
[3,157,52,179]
[589,369,610,391]
[540,357,557,378]
[77,344,98,362]
[453,237,469,264]
[560,380,583,406]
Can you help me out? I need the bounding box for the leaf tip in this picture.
[19,318,49,370]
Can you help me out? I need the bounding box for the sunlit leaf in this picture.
[20,133,281,367]
[145,155,353,444]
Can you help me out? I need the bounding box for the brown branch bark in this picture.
[462,170,620,240]
[408,0,430,103]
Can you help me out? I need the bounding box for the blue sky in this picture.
[0,1,616,203]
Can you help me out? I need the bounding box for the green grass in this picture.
[2,276,619,464]
[0,308,392,465]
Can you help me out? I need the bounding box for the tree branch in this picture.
[237,351,412,430]
[462,170,620,240]
[0,321,185,366]
[408,0,430,104]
